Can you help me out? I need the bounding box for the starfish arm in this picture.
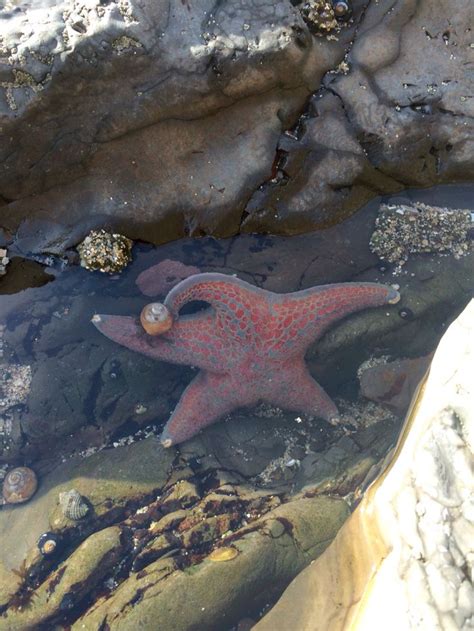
[91,313,227,371]
[269,282,400,354]
[164,273,265,348]
[267,362,339,422]
[160,371,249,447]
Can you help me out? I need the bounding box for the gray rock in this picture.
[1,526,123,630]
[0,0,340,240]
[3,1,470,241]
[71,496,350,631]
[242,0,474,233]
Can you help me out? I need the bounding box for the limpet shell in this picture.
[140,303,173,336]
[208,547,239,562]
[2,467,38,504]
[59,489,89,520]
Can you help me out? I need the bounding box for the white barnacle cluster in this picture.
[370,201,472,270]
[77,229,133,274]
[0,248,9,276]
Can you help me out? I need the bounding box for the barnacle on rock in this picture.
[0,248,9,276]
[300,0,338,34]
[370,202,472,270]
[77,229,133,274]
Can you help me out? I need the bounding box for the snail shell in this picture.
[333,0,350,17]
[38,532,60,556]
[140,303,173,336]
[2,467,38,504]
[59,489,89,520]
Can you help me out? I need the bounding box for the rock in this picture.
[359,354,433,415]
[71,496,349,630]
[1,526,123,630]
[242,1,474,234]
[160,480,201,512]
[0,439,174,570]
[3,0,470,241]
[0,0,335,241]
[133,533,177,572]
[180,513,240,549]
[149,510,188,536]
[0,561,20,608]
[255,300,474,631]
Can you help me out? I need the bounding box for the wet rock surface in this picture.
[255,300,474,631]
[0,427,360,629]
[1,0,472,243]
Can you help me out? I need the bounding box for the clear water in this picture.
[0,184,472,628]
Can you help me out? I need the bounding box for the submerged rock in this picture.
[255,300,474,631]
[71,496,350,631]
[1,526,123,630]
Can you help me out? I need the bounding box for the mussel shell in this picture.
[2,467,38,504]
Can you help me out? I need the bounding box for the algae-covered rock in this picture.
[0,562,20,609]
[0,439,174,570]
[72,496,349,630]
[0,526,122,630]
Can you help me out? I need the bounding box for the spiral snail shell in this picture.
[2,467,38,504]
[333,0,350,17]
[140,303,173,336]
[38,532,60,556]
[59,489,89,520]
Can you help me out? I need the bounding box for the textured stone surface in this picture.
[1,526,123,630]
[71,496,349,631]
[242,0,474,233]
[255,300,474,631]
[0,439,174,570]
[0,0,338,241]
[1,0,472,242]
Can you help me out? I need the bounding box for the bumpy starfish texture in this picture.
[92,273,400,447]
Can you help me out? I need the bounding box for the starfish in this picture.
[92,273,400,448]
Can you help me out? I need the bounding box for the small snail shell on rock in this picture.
[140,303,173,336]
[2,467,38,504]
[333,0,350,17]
[38,532,60,556]
[59,489,89,520]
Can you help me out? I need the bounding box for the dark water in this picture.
[0,184,472,629]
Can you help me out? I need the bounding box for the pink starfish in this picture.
[92,273,399,447]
